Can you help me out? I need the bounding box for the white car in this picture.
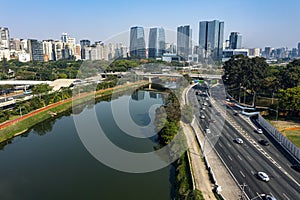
[257,128,263,134]
[200,115,205,119]
[261,194,277,200]
[235,138,243,144]
[257,172,270,182]
[205,129,211,134]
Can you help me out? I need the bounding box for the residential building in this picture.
[10,38,21,51]
[80,39,91,59]
[130,26,146,58]
[0,27,10,49]
[199,20,224,60]
[177,25,192,61]
[229,32,242,49]
[248,48,260,57]
[148,27,165,58]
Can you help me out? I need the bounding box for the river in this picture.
[0,89,173,200]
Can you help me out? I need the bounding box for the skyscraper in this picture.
[229,32,242,49]
[28,39,44,62]
[148,27,165,58]
[130,26,146,58]
[0,27,10,49]
[177,25,192,61]
[80,39,91,59]
[199,20,224,60]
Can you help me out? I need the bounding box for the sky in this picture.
[1,0,300,49]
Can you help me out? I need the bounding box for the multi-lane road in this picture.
[187,83,300,200]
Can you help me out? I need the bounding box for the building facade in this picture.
[177,25,192,61]
[229,32,242,49]
[28,39,44,62]
[0,27,10,49]
[148,27,165,58]
[199,20,224,60]
[130,26,146,58]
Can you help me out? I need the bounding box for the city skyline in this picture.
[1,0,300,49]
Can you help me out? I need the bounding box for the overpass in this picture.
[0,80,52,85]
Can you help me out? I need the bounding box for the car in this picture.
[7,97,14,101]
[203,102,208,106]
[261,194,277,200]
[201,107,206,110]
[259,139,270,146]
[209,119,216,123]
[257,171,270,182]
[291,164,300,173]
[205,97,209,101]
[234,112,239,116]
[205,129,211,134]
[215,112,221,116]
[200,115,205,119]
[235,138,243,144]
[256,128,263,134]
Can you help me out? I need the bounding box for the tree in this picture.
[278,86,300,114]
[32,84,53,98]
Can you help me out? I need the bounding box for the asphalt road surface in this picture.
[188,83,300,200]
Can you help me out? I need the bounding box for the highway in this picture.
[188,83,300,200]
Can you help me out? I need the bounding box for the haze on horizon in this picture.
[1,0,300,49]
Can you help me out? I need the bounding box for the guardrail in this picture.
[256,115,300,163]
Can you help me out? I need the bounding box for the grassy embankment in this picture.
[269,119,300,148]
[0,81,146,143]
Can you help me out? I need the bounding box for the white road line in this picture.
[237,155,242,160]
[228,155,233,161]
[282,193,290,200]
[219,143,223,147]
[251,170,255,175]
[247,155,253,161]
[240,170,245,177]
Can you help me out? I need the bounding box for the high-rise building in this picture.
[80,40,91,60]
[28,39,44,62]
[10,38,21,51]
[199,20,224,60]
[177,25,192,61]
[148,27,165,58]
[0,27,10,49]
[248,48,260,57]
[130,26,146,58]
[42,40,55,61]
[264,47,272,59]
[229,32,242,49]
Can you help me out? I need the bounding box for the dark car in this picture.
[234,112,239,116]
[259,139,270,146]
[291,164,300,172]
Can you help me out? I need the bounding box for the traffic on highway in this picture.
[188,81,300,200]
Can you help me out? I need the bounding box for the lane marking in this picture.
[228,155,233,161]
[282,193,290,200]
[247,155,253,161]
[240,170,245,177]
[237,155,242,160]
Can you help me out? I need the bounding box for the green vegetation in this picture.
[0,81,147,143]
[223,55,300,116]
[284,130,300,148]
[155,91,202,199]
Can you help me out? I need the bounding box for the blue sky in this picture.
[1,0,300,48]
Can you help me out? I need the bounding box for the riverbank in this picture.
[0,81,147,143]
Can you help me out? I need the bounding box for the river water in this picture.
[0,89,173,200]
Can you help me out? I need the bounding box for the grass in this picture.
[0,82,147,143]
[283,130,300,148]
[269,119,300,148]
